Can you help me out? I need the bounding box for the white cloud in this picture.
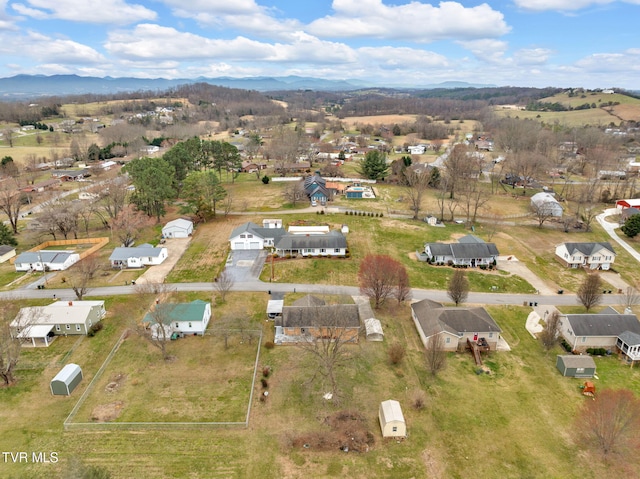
[358,46,450,70]
[457,39,510,64]
[512,0,610,11]
[25,31,106,63]
[574,50,640,73]
[307,0,510,41]
[161,0,260,15]
[11,0,156,24]
[105,24,357,64]
[513,48,553,65]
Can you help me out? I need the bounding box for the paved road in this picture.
[597,208,640,262]
[1,278,626,309]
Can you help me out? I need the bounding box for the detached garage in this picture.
[379,399,406,438]
[50,363,83,396]
[556,355,596,378]
[162,218,193,238]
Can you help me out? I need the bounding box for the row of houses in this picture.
[422,235,616,271]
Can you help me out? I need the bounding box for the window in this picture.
[175,323,179,328]
[240,234,246,238]
[334,248,340,253]
[76,325,81,331]
[392,426,397,432]
[488,332,493,338]
[576,367,585,374]
[445,337,450,344]
[320,248,326,253]
[247,234,253,238]
[188,322,192,328]
[65,324,70,330]
[581,337,586,343]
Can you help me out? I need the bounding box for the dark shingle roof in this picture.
[619,330,640,346]
[411,299,501,337]
[566,314,640,337]
[280,304,360,328]
[563,242,615,256]
[426,242,499,259]
[229,222,286,241]
[276,231,347,250]
[557,355,596,369]
[292,295,326,307]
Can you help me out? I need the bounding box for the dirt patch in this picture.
[288,410,375,453]
[91,401,125,422]
[422,448,446,479]
[342,114,418,128]
[104,373,126,393]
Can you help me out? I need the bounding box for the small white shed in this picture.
[162,218,193,238]
[365,318,384,341]
[50,363,83,396]
[379,399,406,438]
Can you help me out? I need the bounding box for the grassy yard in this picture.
[2,291,640,477]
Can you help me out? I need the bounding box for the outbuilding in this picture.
[379,399,406,438]
[162,218,193,238]
[50,363,83,396]
[556,355,596,378]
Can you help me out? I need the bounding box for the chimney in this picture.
[68,301,73,306]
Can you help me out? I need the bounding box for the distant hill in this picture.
[0,74,496,100]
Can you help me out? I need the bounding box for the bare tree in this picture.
[578,388,640,458]
[282,180,307,207]
[296,304,359,399]
[70,255,101,300]
[111,206,152,246]
[214,269,235,303]
[532,201,557,228]
[133,283,177,360]
[39,198,79,239]
[98,176,129,221]
[2,128,14,147]
[0,299,32,386]
[404,167,431,220]
[425,334,447,376]
[577,274,603,312]
[622,287,640,312]
[458,178,490,224]
[358,255,409,309]
[539,310,561,349]
[0,176,23,234]
[447,269,469,306]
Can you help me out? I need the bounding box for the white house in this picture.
[14,250,80,272]
[229,222,286,250]
[555,242,616,270]
[408,145,426,155]
[143,300,211,338]
[559,308,640,353]
[275,231,348,257]
[109,244,168,268]
[379,400,406,438]
[530,192,563,217]
[11,300,106,347]
[162,218,193,238]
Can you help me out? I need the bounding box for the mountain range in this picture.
[0,74,496,99]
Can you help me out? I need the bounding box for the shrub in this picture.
[560,338,572,352]
[262,366,271,377]
[380,213,383,217]
[264,341,275,349]
[412,390,427,410]
[87,322,104,337]
[388,342,406,365]
[261,378,269,388]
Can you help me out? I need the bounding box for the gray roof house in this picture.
[275,295,360,344]
[109,244,168,268]
[554,242,616,270]
[11,300,106,347]
[14,250,80,272]
[424,235,499,267]
[275,230,347,257]
[559,308,640,353]
[411,299,502,352]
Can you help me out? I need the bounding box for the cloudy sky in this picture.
[0,0,638,89]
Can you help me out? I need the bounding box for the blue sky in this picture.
[0,0,638,89]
